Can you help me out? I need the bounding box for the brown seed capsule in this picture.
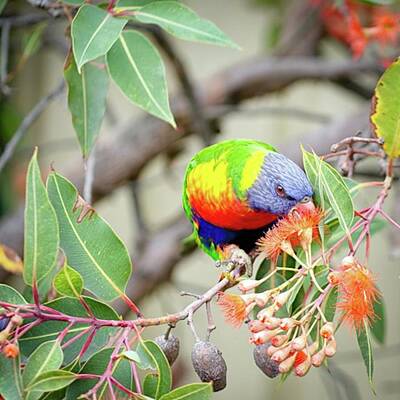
[191,341,227,392]
[155,334,180,366]
[253,343,280,378]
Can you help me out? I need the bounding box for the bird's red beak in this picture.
[291,197,315,214]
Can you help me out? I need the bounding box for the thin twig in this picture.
[0,79,65,174]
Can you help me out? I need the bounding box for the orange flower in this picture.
[372,11,400,44]
[3,343,19,358]
[217,292,247,328]
[347,11,368,59]
[257,208,324,262]
[337,263,379,330]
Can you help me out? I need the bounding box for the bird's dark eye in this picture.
[275,185,285,197]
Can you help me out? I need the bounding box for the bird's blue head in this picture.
[247,152,314,216]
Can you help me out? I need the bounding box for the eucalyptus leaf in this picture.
[54,264,84,297]
[47,172,132,302]
[371,57,400,158]
[356,321,375,391]
[0,0,7,14]
[370,292,386,345]
[0,284,27,312]
[65,55,108,157]
[0,353,23,400]
[71,4,127,71]
[24,149,59,288]
[107,30,175,127]
[143,373,158,398]
[135,1,239,49]
[27,370,76,392]
[159,383,213,400]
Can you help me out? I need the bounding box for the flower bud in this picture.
[257,307,274,323]
[311,348,326,367]
[327,271,341,286]
[307,341,319,356]
[291,335,307,351]
[3,343,19,358]
[341,256,355,269]
[241,293,257,306]
[154,334,180,366]
[280,240,295,257]
[238,280,260,293]
[251,329,279,345]
[271,334,288,347]
[320,322,334,340]
[253,343,280,378]
[255,292,271,308]
[300,228,313,249]
[264,317,281,330]
[271,345,292,363]
[248,320,266,333]
[267,345,280,357]
[10,315,23,327]
[279,353,296,373]
[191,341,227,392]
[280,318,296,331]
[274,291,291,309]
[294,357,311,377]
[325,337,337,357]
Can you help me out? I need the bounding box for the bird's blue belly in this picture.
[194,214,274,254]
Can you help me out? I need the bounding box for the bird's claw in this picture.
[215,246,253,277]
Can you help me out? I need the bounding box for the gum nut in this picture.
[253,343,280,378]
[155,334,180,366]
[191,341,227,392]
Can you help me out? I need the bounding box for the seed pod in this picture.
[191,341,227,392]
[253,343,280,378]
[155,334,180,366]
[0,317,10,332]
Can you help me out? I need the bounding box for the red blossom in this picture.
[293,350,307,368]
[337,263,380,330]
[372,10,400,44]
[217,292,247,328]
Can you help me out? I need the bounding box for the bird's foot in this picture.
[216,245,253,278]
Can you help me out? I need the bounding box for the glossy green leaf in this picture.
[47,172,132,301]
[371,58,400,158]
[20,22,47,62]
[370,292,386,345]
[303,150,354,236]
[65,55,108,157]
[136,340,172,399]
[324,286,338,322]
[27,370,76,392]
[135,1,239,49]
[0,284,27,312]
[66,348,132,399]
[0,353,23,400]
[117,0,168,8]
[122,350,141,363]
[356,320,375,390]
[59,0,84,4]
[107,30,175,127]
[23,340,63,400]
[20,297,118,364]
[143,373,158,398]
[160,383,213,400]
[54,264,84,297]
[24,149,59,287]
[71,4,127,71]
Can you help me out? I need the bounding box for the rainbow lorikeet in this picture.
[182,139,314,274]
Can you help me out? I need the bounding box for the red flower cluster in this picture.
[315,0,400,60]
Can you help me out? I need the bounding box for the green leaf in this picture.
[117,0,168,8]
[122,350,141,363]
[159,383,213,400]
[324,286,338,322]
[58,0,84,5]
[135,1,239,49]
[71,4,127,71]
[23,149,59,287]
[23,340,64,400]
[0,353,23,400]
[47,172,132,301]
[0,284,27,313]
[20,297,118,364]
[65,55,108,157]
[136,340,172,399]
[303,149,354,236]
[370,292,386,345]
[143,373,158,398]
[0,0,7,14]
[356,321,375,390]
[66,348,132,399]
[371,58,400,159]
[20,22,47,62]
[27,370,76,392]
[107,30,175,127]
[53,263,84,297]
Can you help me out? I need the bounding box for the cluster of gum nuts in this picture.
[0,314,23,359]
